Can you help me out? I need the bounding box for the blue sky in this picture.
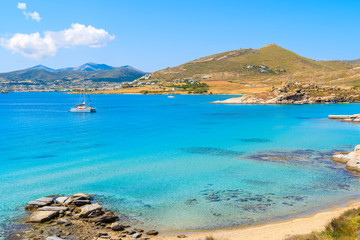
[0,0,359,72]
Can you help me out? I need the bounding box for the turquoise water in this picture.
[1,93,360,232]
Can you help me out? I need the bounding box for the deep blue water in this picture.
[1,92,360,232]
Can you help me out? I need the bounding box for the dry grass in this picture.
[288,208,360,240]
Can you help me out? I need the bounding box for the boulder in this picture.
[88,211,118,223]
[355,145,360,151]
[146,230,159,236]
[25,200,49,211]
[346,152,360,171]
[56,218,70,225]
[73,199,91,206]
[38,206,68,212]
[132,233,142,238]
[36,197,54,204]
[177,235,187,238]
[55,196,69,205]
[27,211,59,223]
[72,193,90,199]
[63,197,73,205]
[79,203,103,218]
[332,153,352,163]
[111,222,126,231]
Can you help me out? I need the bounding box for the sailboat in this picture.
[69,83,96,113]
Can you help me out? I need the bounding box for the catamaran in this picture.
[69,85,96,113]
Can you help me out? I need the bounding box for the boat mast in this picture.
[83,78,86,105]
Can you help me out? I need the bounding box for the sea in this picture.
[1,92,360,233]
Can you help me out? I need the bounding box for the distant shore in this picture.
[158,198,360,240]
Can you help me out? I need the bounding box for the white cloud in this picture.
[17,2,27,10]
[24,11,41,22]
[17,2,41,22]
[0,24,115,59]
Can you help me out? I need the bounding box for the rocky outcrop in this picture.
[329,114,360,123]
[8,193,160,240]
[213,83,360,105]
[332,145,360,171]
[79,203,103,218]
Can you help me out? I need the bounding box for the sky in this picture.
[0,0,359,73]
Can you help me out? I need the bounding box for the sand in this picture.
[157,199,360,240]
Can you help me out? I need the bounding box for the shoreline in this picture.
[157,198,360,239]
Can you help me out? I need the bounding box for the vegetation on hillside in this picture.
[289,208,360,240]
[148,44,360,94]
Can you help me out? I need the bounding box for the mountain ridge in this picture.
[1,63,147,85]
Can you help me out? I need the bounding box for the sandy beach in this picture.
[157,199,360,240]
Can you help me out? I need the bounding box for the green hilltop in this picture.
[151,43,354,81]
[147,44,360,94]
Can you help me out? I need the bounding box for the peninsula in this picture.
[213,83,360,104]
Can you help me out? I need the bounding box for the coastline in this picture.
[157,198,360,240]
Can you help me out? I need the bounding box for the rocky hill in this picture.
[148,44,360,94]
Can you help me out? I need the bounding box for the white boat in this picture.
[69,85,96,113]
[168,96,175,98]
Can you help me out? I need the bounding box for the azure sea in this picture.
[1,93,360,232]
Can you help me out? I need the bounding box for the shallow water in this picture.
[1,93,360,231]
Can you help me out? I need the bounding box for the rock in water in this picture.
[55,196,69,204]
[72,193,90,199]
[27,211,59,223]
[355,145,360,152]
[38,206,68,212]
[146,230,159,236]
[73,199,91,206]
[36,197,54,204]
[88,211,118,223]
[79,203,103,218]
[332,145,360,172]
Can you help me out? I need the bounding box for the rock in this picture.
[25,197,55,211]
[27,200,49,207]
[88,211,118,223]
[46,237,64,240]
[355,145,360,151]
[72,193,90,199]
[37,197,54,204]
[111,222,126,231]
[56,218,70,225]
[134,228,144,233]
[27,211,59,223]
[346,152,360,171]
[38,206,68,212]
[25,201,49,211]
[96,232,108,237]
[55,197,69,205]
[332,152,352,163]
[146,230,158,236]
[73,199,91,206]
[132,233,142,238]
[333,147,360,172]
[63,197,73,205]
[79,203,103,218]
[177,235,187,238]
